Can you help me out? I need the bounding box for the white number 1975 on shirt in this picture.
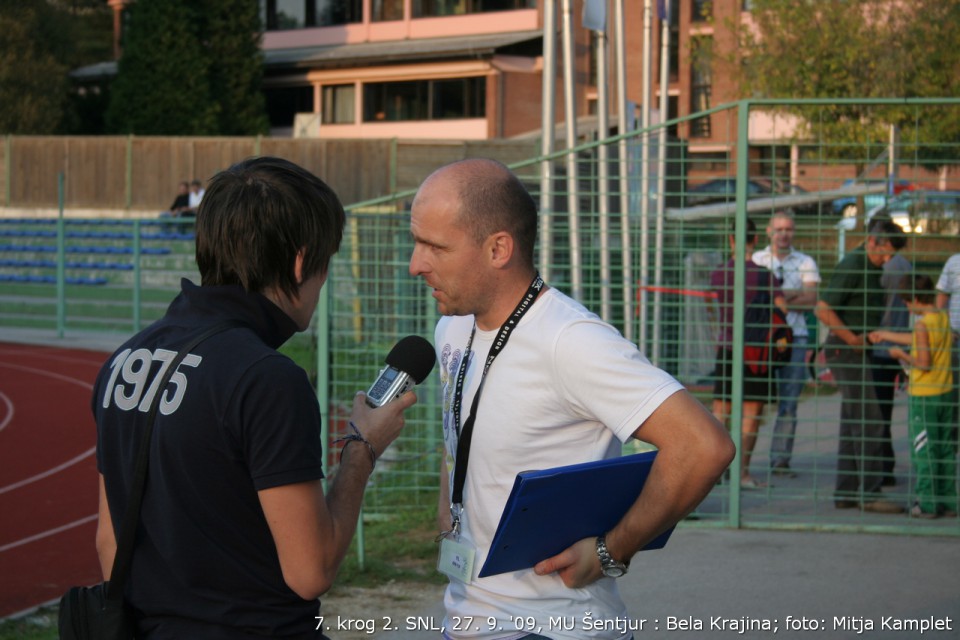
[101,347,203,415]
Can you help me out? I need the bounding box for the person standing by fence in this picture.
[709,217,787,490]
[869,273,956,519]
[936,252,960,413]
[752,210,820,478]
[815,217,906,514]
[871,251,913,486]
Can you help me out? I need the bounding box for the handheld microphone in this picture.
[365,335,437,407]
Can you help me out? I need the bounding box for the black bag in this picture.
[58,582,135,640]
[743,271,794,376]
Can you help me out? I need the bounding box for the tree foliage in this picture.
[732,0,960,162]
[200,0,268,136]
[107,0,267,136]
[0,0,74,134]
[106,0,218,134]
[60,0,115,134]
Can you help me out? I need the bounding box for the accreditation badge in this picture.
[437,535,476,584]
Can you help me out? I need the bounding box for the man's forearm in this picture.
[606,393,734,562]
[815,301,861,346]
[783,287,817,311]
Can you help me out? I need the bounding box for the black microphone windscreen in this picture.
[384,335,437,384]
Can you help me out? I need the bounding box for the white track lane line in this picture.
[0,514,98,553]
[0,360,97,495]
[0,391,12,433]
[0,356,99,550]
[0,361,97,389]
[0,447,96,495]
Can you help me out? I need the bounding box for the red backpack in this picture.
[743,270,794,376]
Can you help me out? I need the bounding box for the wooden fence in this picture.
[1,136,540,212]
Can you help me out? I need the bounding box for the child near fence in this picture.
[869,274,957,519]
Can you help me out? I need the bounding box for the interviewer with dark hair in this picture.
[94,156,416,638]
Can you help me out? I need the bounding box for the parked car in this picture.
[830,178,913,218]
[840,190,960,233]
[684,178,776,206]
[684,178,821,215]
[870,190,960,234]
[780,183,824,217]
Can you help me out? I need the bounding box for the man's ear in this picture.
[487,231,514,268]
[294,248,306,284]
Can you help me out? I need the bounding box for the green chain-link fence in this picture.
[325,98,960,541]
[2,99,959,547]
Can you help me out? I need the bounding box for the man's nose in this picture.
[409,246,424,276]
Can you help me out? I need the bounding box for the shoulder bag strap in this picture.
[106,319,245,598]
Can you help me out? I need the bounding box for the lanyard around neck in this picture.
[449,274,544,514]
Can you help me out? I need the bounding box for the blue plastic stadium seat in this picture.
[0,273,107,285]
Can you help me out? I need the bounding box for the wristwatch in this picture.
[596,534,629,578]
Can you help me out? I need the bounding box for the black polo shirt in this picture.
[94,280,326,638]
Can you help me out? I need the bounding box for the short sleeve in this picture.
[230,356,326,491]
[552,320,685,443]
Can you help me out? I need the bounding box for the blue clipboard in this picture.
[478,450,674,578]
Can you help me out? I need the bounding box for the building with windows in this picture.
[105,2,949,194]
[98,2,754,155]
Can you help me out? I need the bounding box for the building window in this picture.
[318,0,363,25]
[689,36,713,138]
[668,0,679,81]
[432,78,485,119]
[687,151,729,173]
[322,84,355,124]
[412,1,534,18]
[260,0,532,27]
[372,0,404,21]
[692,0,711,22]
[262,0,362,30]
[365,81,426,121]
[667,94,679,138]
[264,85,314,128]
[755,145,791,181]
[588,31,599,88]
[363,77,486,122]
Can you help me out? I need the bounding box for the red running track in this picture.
[0,342,107,619]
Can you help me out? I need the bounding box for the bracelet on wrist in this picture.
[335,421,377,469]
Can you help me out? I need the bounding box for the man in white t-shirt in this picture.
[752,211,821,477]
[936,253,960,334]
[936,252,960,418]
[187,179,206,215]
[408,158,734,640]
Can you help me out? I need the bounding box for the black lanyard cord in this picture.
[450,274,544,509]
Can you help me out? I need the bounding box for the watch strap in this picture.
[596,534,629,576]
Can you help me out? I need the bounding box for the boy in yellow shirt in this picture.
[869,274,957,519]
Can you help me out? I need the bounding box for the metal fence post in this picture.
[56,173,66,337]
[728,100,753,528]
[133,219,142,331]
